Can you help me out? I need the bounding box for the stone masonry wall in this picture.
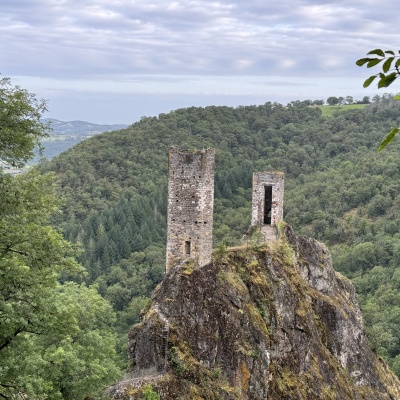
[166,147,215,272]
[251,171,284,240]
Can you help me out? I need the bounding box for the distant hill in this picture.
[45,118,128,136]
[36,119,128,161]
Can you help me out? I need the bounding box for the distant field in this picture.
[319,104,367,116]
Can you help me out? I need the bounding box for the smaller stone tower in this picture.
[251,171,284,241]
[166,147,215,272]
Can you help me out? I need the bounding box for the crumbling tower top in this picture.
[166,147,215,272]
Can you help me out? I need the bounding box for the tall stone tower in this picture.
[251,171,284,241]
[166,147,215,272]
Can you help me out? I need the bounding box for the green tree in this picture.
[356,49,400,149]
[326,96,339,105]
[362,95,371,104]
[0,171,82,354]
[0,78,120,399]
[1,281,120,400]
[0,171,120,399]
[0,77,50,166]
[35,283,120,400]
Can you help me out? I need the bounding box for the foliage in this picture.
[1,283,119,400]
[356,49,400,89]
[0,171,120,399]
[95,249,161,325]
[326,96,340,106]
[0,77,50,167]
[356,49,400,150]
[0,78,120,399]
[0,171,81,352]
[142,384,160,400]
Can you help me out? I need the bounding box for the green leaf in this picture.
[395,59,400,68]
[378,127,399,151]
[385,50,395,55]
[367,58,383,68]
[367,49,385,57]
[363,75,377,88]
[356,58,372,66]
[377,76,387,88]
[383,57,394,73]
[393,95,400,100]
[0,78,50,167]
[378,72,397,88]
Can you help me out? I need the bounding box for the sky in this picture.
[1,0,399,124]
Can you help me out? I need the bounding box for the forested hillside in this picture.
[40,96,400,374]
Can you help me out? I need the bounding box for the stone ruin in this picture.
[165,147,215,272]
[251,171,285,241]
[165,147,285,271]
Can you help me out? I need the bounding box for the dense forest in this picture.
[37,95,400,377]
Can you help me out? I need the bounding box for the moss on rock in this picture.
[112,225,400,399]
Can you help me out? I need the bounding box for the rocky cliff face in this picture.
[111,225,400,399]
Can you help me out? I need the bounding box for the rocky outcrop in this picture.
[112,225,400,399]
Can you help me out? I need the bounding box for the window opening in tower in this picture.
[264,186,272,225]
[185,240,191,256]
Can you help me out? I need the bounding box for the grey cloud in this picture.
[257,81,316,87]
[1,0,400,80]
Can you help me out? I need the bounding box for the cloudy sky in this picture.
[1,0,399,124]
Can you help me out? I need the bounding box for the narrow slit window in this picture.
[185,241,191,256]
[264,186,272,225]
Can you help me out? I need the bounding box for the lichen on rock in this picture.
[111,225,400,399]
